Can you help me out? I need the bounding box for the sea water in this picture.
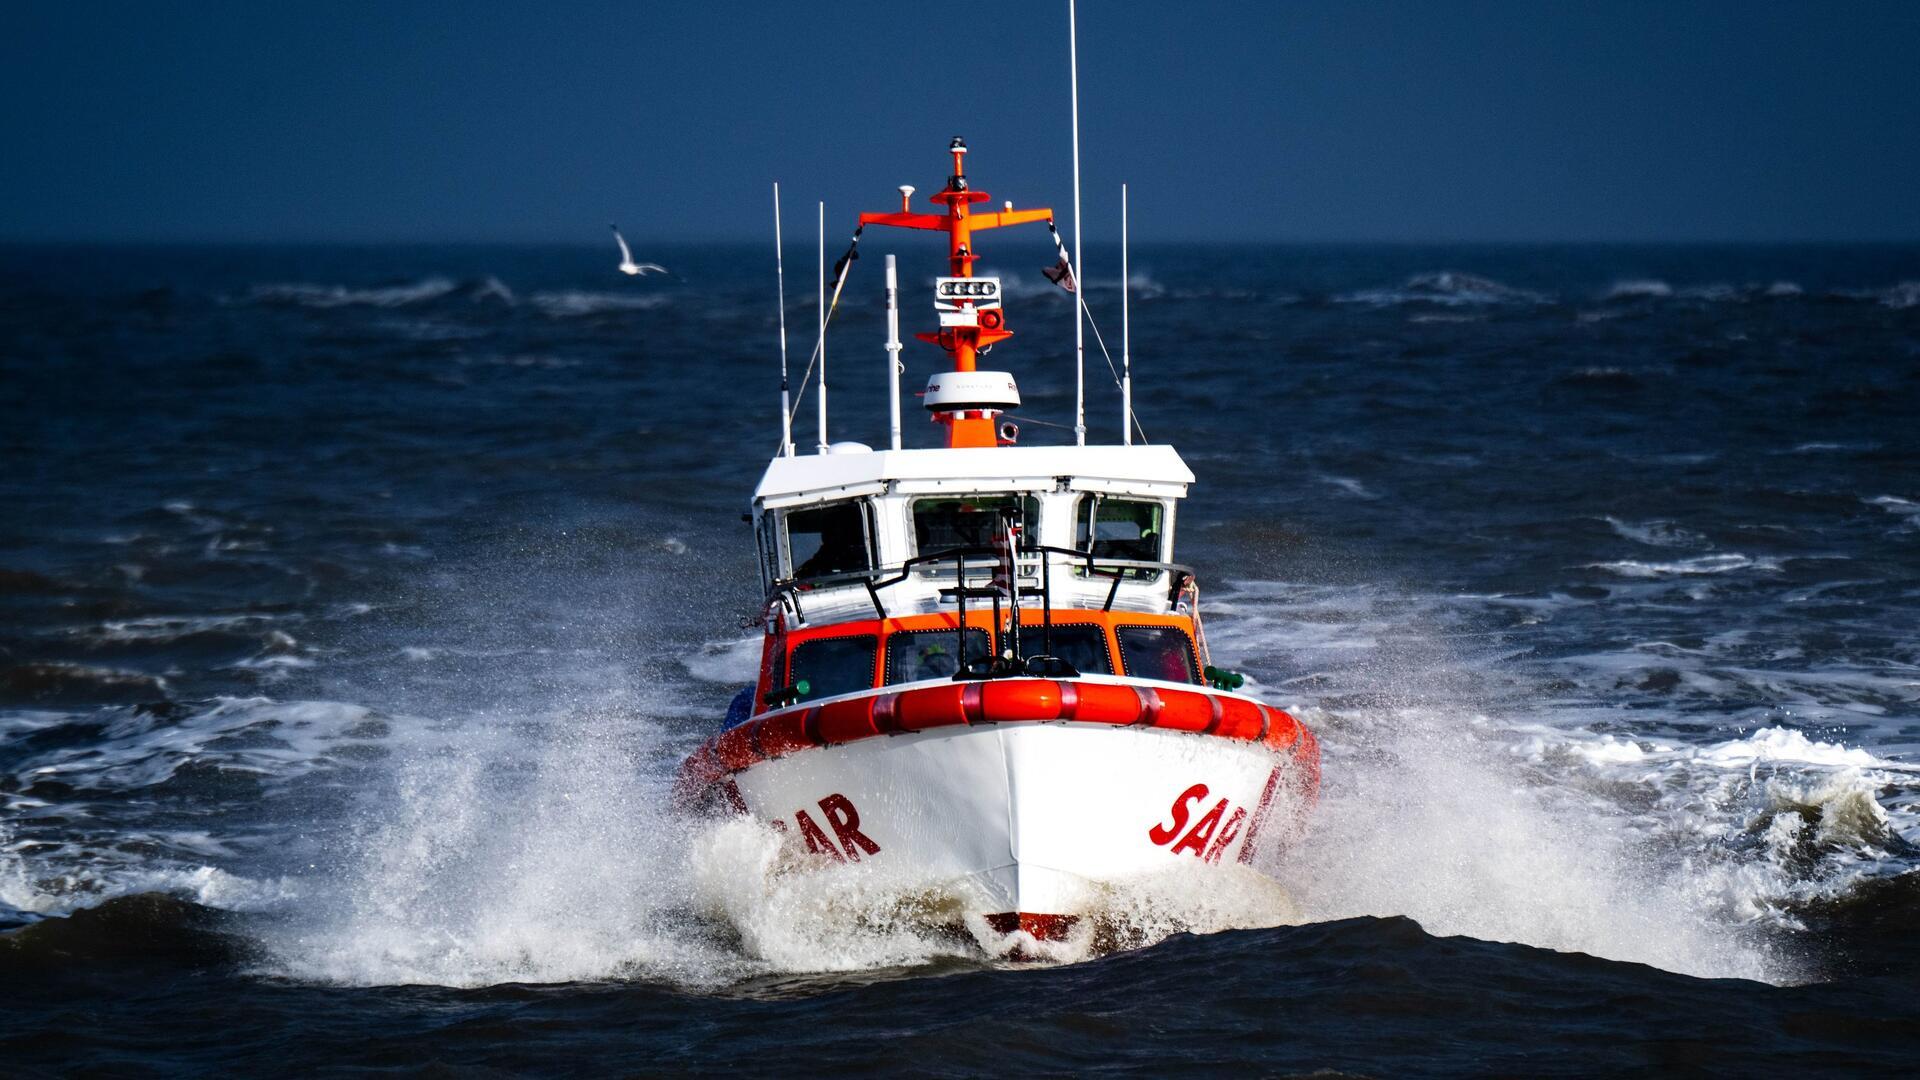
[2,241,1917,1073]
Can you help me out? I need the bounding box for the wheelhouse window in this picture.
[885,628,991,684]
[784,500,874,581]
[788,635,878,700]
[1016,623,1114,676]
[1115,625,1200,685]
[911,494,1040,554]
[1076,496,1165,562]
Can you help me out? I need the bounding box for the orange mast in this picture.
[859,138,1053,448]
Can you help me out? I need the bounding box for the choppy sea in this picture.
[2,241,1918,1076]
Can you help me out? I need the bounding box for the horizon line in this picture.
[5,235,1920,249]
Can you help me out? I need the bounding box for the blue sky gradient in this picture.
[4,1,1917,243]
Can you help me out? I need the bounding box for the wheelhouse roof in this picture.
[754,444,1195,508]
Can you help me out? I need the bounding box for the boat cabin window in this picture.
[911,494,1040,554]
[785,499,874,581]
[1016,623,1114,676]
[1115,625,1201,685]
[885,628,991,684]
[788,634,878,700]
[1076,496,1165,562]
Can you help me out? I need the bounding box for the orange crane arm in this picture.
[966,208,1055,231]
[857,212,948,231]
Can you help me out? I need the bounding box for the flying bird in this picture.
[610,224,667,276]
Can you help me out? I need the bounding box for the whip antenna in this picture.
[817,201,828,453]
[773,183,794,457]
[1069,0,1086,446]
[1122,182,1132,446]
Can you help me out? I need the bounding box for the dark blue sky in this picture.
[5,2,1917,243]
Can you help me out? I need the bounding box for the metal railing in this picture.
[765,543,1195,682]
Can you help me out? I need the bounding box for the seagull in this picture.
[610,224,667,276]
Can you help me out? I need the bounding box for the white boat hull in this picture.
[722,722,1313,944]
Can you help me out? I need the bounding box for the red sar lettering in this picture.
[1149,783,1247,865]
[783,793,882,863]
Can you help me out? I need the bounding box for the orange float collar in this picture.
[675,678,1320,807]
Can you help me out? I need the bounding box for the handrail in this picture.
[767,543,1195,622]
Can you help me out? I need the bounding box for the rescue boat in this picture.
[676,138,1319,954]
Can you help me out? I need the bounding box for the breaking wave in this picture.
[1605,279,1674,300]
[1583,553,1781,578]
[1335,271,1551,307]
[1603,516,1707,548]
[242,276,501,309]
[238,275,676,315]
[528,290,673,317]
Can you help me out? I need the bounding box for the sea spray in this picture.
[1214,575,1792,983]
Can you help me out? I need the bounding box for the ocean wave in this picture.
[4,697,388,794]
[1604,279,1673,300]
[527,290,672,317]
[1314,474,1379,499]
[1864,495,1920,532]
[1554,366,1644,390]
[1583,553,1781,578]
[0,662,170,705]
[1335,271,1551,307]
[1784,441,1872,455]
[0,893,243,968]
[1603,516,1707,549]
[241,275,514,309]
[1694,726,1890,770]
[1602,280,1807,303]
[61,613,295,646]
[1875,281,1920,309]
[1508,717,1916,958]
[1825,281,1920,308]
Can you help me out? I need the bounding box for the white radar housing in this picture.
[923,371,1020,412]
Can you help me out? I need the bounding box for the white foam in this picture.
[6,697,386,793]
[1315,474,1379,500]
[1694,727,1887,770]
[1336,271,1550,307]
[1603,516,1706,549]
[1280,706,1779,983]
[1604,279,1673,300]
[1865,496,1920,533]
[1584,553,1780,578]
[246,277,459,308]
[260,695,767,988]
[1877,281,1920,309]
[681,636,761,685]
[527,291,670,317]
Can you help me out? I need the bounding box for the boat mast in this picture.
[857,140,1051,449]
[885,252,904,451]
[816,201,828,453]
[1121,182,1132,446]
[1069,0,1086,446]
[773,183,793,457]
